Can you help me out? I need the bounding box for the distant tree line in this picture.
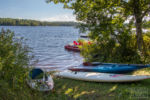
[0,18,78,26]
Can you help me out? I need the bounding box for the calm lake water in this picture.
[0,26,83,70]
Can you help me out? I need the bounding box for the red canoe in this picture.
[64,45,80,52]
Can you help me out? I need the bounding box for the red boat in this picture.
[64,45,80,52]
[64,41,91,52]
[64,41,80,52]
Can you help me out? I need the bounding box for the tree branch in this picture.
[141,7,150,18]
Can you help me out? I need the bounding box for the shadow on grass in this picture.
[50,76,150,100]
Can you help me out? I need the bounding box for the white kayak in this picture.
[54,70,150,82]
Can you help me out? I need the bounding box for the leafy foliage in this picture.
[143,21,150,28]
[0,29,32,99]
[47,0,150,64]
[80,32,150,64]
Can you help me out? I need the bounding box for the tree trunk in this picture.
[133,0,143,51]
[135,18,143,51]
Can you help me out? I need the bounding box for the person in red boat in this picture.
[73,41,78,45]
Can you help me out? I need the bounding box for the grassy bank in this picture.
[10,68,149,100]
[37,68,150,100]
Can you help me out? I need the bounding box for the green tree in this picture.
[47,0,150,50]
[47,0,150,63]
[120,0,150,51]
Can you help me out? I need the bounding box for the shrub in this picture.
[0,29,32,99]
[80,32,150,64]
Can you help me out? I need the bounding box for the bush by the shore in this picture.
[0,29,33,100]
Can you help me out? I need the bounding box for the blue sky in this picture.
[0,0,76,21]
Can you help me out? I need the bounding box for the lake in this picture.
[0,26,83,70]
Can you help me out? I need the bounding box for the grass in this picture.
[6,68,150,100]
[40,68,150,100]
[132,67,150,75]
[49,77,150,100]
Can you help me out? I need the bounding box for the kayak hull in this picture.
[69,63,150,73]
[54,70,150,82]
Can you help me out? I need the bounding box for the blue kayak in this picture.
[69,63,150,73]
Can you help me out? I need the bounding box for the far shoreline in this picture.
[0,18,78,26]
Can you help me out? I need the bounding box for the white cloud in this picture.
[39,14,76,22]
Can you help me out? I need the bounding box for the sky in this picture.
[0,0,76,22]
